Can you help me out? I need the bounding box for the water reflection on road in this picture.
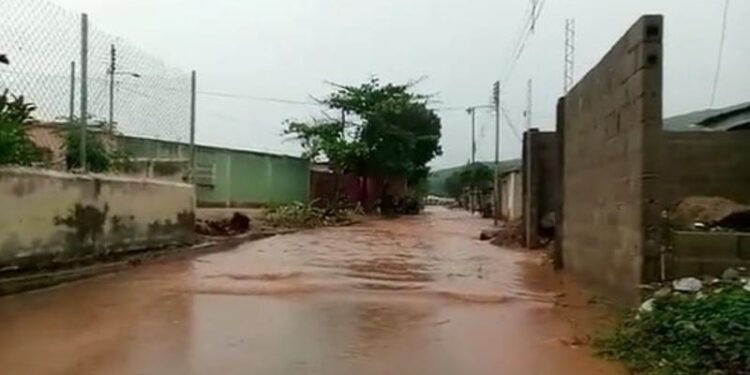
[0,207,623,374]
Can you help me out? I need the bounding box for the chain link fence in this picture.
[0,0,194,177]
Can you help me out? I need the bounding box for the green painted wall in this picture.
[121,136,310,207]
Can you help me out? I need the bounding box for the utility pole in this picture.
[467,107,477,164]
[108,44,116,132]
[467,107,477,213]
[69,61,75,123]
[526,79,533,129]
[525,79,533,247]
[189,70,196,184]
[465,104,493,214]
[493,81,500,226]
[80,13,88,172]
[564,18,576,93]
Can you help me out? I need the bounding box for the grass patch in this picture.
[596,282,750,374]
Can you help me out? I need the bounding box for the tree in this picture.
[284,118,366,210]
[0,90,46,166]
[323,78,442,183]
[286,77,442,211]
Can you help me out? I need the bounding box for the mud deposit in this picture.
[0,208,623,374]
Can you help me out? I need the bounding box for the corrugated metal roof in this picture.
[664,101,750,132]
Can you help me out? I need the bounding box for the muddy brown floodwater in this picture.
[0,207,625,375]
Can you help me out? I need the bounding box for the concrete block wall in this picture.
[663,132,750,206]
[0,168,195,270]
[522,129,559,248]
[671,231,750,278]
[559,15,663,302]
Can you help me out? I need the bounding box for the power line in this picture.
[117,79,321,106]
[564,18,576,93]
[502,0,547,83]
[499,104,522,142]
[196,90,320,106]
[710,0,730,106]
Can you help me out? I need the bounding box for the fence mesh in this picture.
[0,0,192,173]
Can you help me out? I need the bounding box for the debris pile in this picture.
[195,212,251,237]
[478,220,524,248]
[262,202,355,228]
[671,196,750,232]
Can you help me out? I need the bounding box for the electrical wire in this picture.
[500,105,522,142]
[196,90,320,106]
[502,0,547,83]
[118,79,320,106]
[710,0,730,106]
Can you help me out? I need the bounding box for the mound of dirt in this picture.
[489,220,524,248]
[671,196,750,231]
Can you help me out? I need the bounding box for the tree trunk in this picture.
[331,165,342,213]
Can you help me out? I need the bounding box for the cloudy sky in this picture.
[49,0,750,169]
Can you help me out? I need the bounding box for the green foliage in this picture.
[284,119,366,172]
[285,77,442,187]
[64,127,112,173]
[324,77,442,182]
[443,162,494,198]
[262,201,353,228]
[596,283,750,375]
[0,90,46,166]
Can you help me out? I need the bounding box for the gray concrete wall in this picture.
[0,168,195,270]
[522,129,559,248]
[671,231,750,278]
[560,15,663,302]
[663,132,750,206]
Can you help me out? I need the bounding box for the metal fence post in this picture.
[69,61,75,123]
[189,70,196,183]
[79,13,88,172]
[108,44,115,131]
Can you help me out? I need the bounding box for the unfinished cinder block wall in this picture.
[662,132,750,279]
[560,15,663,301]
[663,132,750,206]
[522,129,559,248]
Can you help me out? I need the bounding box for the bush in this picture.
[0,90,46,166]
[596,282,750,375]
[64,126,112,172]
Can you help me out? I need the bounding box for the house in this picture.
[664,101,750,132]
[497,166,522,221]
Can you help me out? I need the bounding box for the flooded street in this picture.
[0,208,623,375]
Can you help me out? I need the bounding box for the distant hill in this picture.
[427,159,522,197]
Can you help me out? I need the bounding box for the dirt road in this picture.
[0,208,623,375]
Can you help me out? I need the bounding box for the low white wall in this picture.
[0,168,195,269]
[500,171,523,221]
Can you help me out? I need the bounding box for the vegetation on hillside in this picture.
[443,162,494,199]
[427,159,520,197]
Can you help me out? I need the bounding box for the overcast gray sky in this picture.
[51,0,750,169]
